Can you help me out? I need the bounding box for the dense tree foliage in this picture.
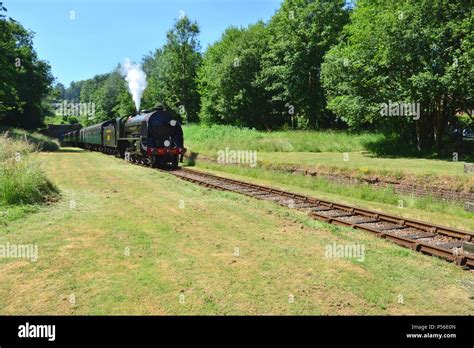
[79,71,134,125]
[0,2,53,129]
[50,82,65,100]
[258,0,349,129]
[321,0,474,152]
[142,16,202,122]
[64,80,85,101]
[198,22,271,128]
[54,70,134,125]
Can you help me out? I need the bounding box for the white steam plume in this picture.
[120,58,147,113]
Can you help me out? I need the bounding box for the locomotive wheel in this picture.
[149,155,160,168]
[170,156,179,170]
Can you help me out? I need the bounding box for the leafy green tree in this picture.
[113,87,136,117]
[258,0,349,129]
[64,81,86,101]
[321,0,474,152]
[93,71,127,121]
[142,48,166,110]
[0,3,18,124]
[62,66,137,125]
[76,75,103,107]
[198,22,271,128]
[143,16,202,122]
[77,70,135,124]
[51,82,65,100]
[0,2,53,129]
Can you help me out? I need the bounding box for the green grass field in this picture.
[184,124,382,153]
[0,148,473,315]
[183,124,473,202]
[184,125,473,178]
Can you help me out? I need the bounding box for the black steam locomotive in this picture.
[63,106,186,169]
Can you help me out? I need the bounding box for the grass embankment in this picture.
[258,152,469,177]
[183,124,472,179]
[183,125,473,218]
[0,149,472,314]
[184,124,381,153]
[0,128,60,152]
[0,131,59,222]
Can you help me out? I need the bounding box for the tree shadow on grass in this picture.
[363,136,474,163]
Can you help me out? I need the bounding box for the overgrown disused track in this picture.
[170,167,474,269]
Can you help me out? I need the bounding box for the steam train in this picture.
[63,106,186,169]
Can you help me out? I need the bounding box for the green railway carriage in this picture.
[63,130,79,144]
[103,123,117,147]
[81,123,103,145]
[73,119,119,154]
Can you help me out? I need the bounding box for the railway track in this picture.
[170,167,474,269]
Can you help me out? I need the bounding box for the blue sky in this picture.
[6,0,281,87]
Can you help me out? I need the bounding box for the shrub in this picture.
[0,134,59,206]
